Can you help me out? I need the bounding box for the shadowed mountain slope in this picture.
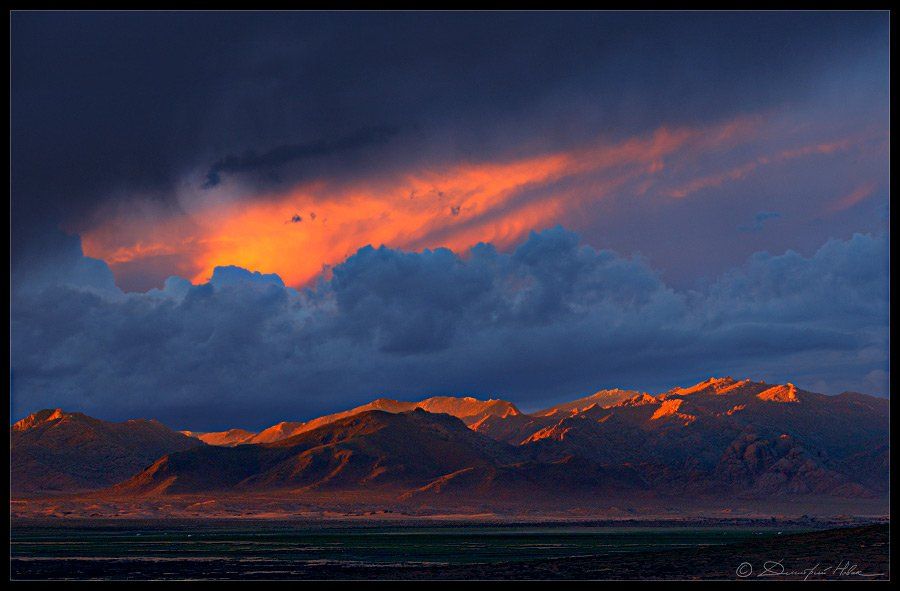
[116,409,642,501]
[11,409,203,493]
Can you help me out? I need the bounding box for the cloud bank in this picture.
[11,228,889,430]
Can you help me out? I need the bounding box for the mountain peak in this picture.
[757,383,800,403]
[615,393,658,407]
[12,408,71,432]
[534,389,641,417]
[670,376,759,396]
[249,421,305,444]
[182,428,257,447]
[416,396,521,419]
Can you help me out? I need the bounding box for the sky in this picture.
[10,11,890,430]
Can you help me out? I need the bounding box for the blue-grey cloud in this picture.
[739,211,781,233]
[10,227,889,430]
[209,265,286,289]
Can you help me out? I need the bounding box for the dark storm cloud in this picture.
[11,11,888,272]
[202,126,399,188]
[10,228,889,430]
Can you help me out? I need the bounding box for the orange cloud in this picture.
[825,182,878,214]
[666,134,880,200]
[80,117,762,289]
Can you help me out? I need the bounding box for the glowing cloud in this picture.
[825,182,878,214]
[78,114,883,290]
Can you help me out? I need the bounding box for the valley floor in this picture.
[10,520,889,580]
[10,490,890,521]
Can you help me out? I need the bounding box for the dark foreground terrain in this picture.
[10,520,888,580]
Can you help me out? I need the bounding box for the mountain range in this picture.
[10,378,890,507]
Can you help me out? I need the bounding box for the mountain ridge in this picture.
[11,377,889,504]
[246,395,521,444]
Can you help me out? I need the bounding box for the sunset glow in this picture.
[75,114,884,290]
